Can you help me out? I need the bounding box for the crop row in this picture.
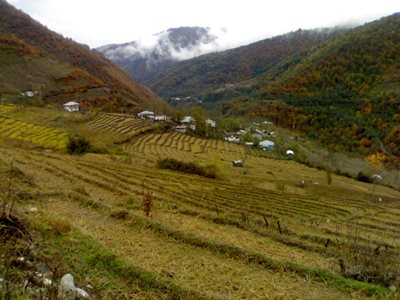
[0,116,68,149]
[87,113,156,136]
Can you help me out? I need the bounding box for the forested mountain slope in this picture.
[0,0,165,111]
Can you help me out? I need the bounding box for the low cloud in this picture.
[99,26,230,66]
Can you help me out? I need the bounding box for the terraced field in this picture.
[0,114,69,149]
[87,113,159,139]
[124,131,246,162]
[1,111,399,299]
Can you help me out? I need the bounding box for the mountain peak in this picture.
[97,26,218,82]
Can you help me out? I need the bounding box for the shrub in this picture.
[157,158,218,179]
[356,172,372,183]
[66,136,91,155]
[338,227,400,287]
[326,170,332,185]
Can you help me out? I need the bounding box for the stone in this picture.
[28,207,38,213]
[58,273,90,299]
[75,287,90,299]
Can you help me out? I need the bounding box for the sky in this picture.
[6,0,400,49]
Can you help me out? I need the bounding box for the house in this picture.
[259,140,275,150]
[224,132,240,143]
[137,110,154,120]
[205,119,216,128]
[181,116,195,124]
[63,101,80,112]
[175,125,187,133]
[251,129,265,141]
[154,115,167,121]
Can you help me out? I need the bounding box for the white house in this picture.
[175,125,187,133]
[154,115,167,121]
[137,110,154,120]
[181,116,195,124]
[63,101,80,112]
[205,119,216,128]
[259,140,275,150]
[224,133,241,143]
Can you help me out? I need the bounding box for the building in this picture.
[181,116,195,124]
[251,129,266,141]
[175,125,187,133]
[137,110,154,120]
[154,115,167,121]
[205,119,216,128]
[259,140,275,150]
[63,101,80,112]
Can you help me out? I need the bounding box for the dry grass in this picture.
[0,109,399,298]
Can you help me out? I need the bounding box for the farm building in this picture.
[181,116,195,124]
[175,125,187,133]
[224,132,241,143]
[154,115,167,121]
[251,129,266,141]
[63,101,80,112]
[206,119,216,128]
[259,140,275,150]
[137,110,155,120]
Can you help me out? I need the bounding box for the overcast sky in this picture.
[6,0,400,49]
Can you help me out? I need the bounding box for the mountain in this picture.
[0,0,165,111]
[144,28,344,101]
[260,13,400,100]
[97,27,218,83]
[145,14,400,104]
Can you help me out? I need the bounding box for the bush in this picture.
[66,136,91,155]
[157,158,218,179]
[338,228,400,287]
[356,172,372,183]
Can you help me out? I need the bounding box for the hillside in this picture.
[144,13,400,103]
[261,13,400,100]
[97,26,218,83]
[0,0,165,111]
[0,105,399,299]
[145,28,343,100]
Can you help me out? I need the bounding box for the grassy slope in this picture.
[1,108,399,299]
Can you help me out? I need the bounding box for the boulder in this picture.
[58,273,90,299]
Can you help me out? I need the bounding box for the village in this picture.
[62,100,295,162]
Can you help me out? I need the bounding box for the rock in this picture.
[28,207,38,213]
[59,273,76,298]
[58,273,90,299]
[389,285,397,292]
[75,287,90,299]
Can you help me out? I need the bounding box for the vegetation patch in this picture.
[158,158,219,179]
[66,135,91,155]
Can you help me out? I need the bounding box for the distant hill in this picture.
[144,28,344,100]
[0,0,165,111]
[261,13,400,100]
[97,26,218,83]
[144,13,400,104]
